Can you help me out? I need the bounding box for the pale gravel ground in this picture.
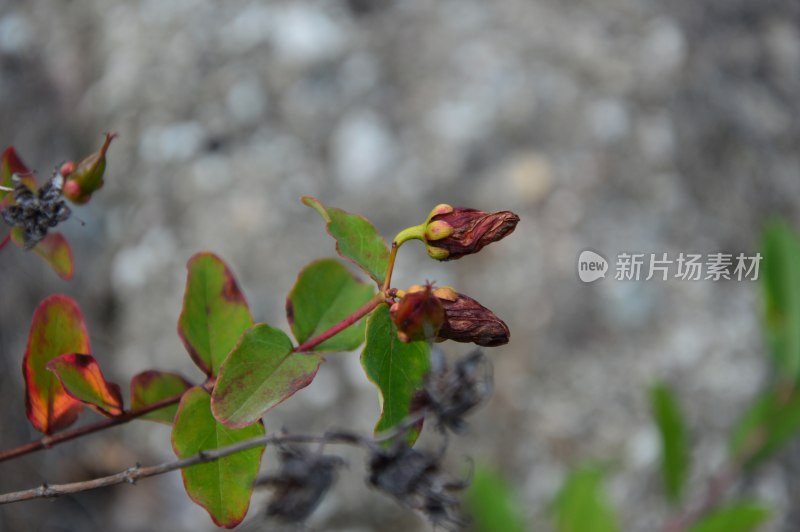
[1,0,799,530]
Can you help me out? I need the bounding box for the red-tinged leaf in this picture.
[173,386,265,528]
[1,146,36,203]
[46,353,123,417]
[23,295,91,434]
[178,253,254,377]
[10,229,74,280]
[130,370,192,424]
[212,324,321,428]
[302,196,390,286]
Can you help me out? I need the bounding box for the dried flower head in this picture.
[1,170,71,249]
[423,204,519,261]
[257,444,344,523]
[368,442,467,529]
[390,284,446,343]
[432,287,510,347]
[423,349,493,433]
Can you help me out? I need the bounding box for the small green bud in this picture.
[62,132,117,204]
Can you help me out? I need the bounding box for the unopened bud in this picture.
[62,132,117,204]
[390,284,445,343]
[424,206,519,261]
[432,288,509,347]
[59,161,75,176]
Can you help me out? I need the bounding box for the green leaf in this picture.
[173,386,265,528]
[23,295,91,434]
[287,258,375,352]
[10,229,74,280]
[178,252,253,377]
[466,465,526,532]
[361,304,430,438]
[730,390,800,467]
[649,382,690,503]
[689,501,771,532]
[761,220,800,381]
[130,370,192,424]
[47,353,123,417]
[551,466,620,532]
[302,196,390,286]
[212,324,322,428]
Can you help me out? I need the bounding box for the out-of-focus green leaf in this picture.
[211,324,321,428]
[551,466,620,532]
[47,353,123,417]
[730,390,800,467]
[761,221,800,381]
[130,370,193,424]
[302,196,390,286]
[286,258,375,352]
[466,465,526,532]
[10,229,74,280]
[173,386,264,528]
[649,382,690,503]
[689,501,771,532]
[361,304,429,440]
[178,252,253,377]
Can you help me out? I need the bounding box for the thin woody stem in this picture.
[0,391,187,464]
[0,409,427,505]
[293,292,385,353]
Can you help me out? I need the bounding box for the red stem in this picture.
[0,234,10,251]
[294,293,385,353]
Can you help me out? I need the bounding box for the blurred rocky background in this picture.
[1,0,799,530]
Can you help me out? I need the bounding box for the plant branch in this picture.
[293,293,385,353]
[0,234,10,251]
[0,391,187,464]
[0,412,426,505]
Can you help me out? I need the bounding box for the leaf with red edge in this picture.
[173,386,265,528]
[302,196,390,286]
[10,229,74,280]
[47,353,123,417]
[1,146,36,204]
[211,324,322,428]
[178,252,254,377]
[131,370,192,424]
[23,295,91,434]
